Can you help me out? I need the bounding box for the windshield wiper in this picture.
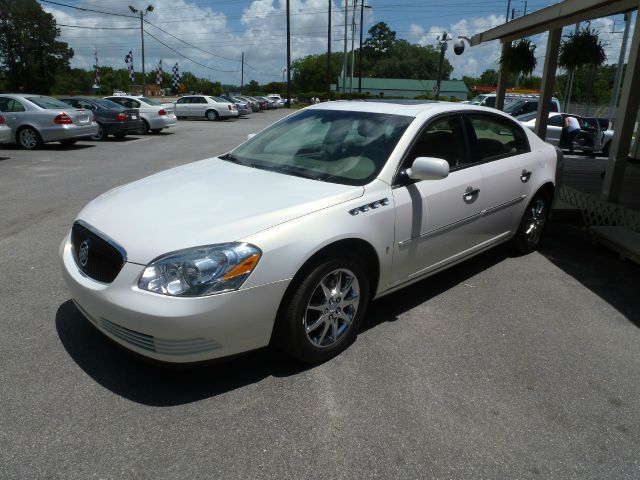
[267,164,330,181]
[219,152,245,165]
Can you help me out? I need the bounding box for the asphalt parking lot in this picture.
[1,110,639,479]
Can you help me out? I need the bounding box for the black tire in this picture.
[91,124,107,141]
[511,190,551,254]
[142,119,151,134]
[17,126,43,150]
[602,141,610,158]
[59,139,77,146]
[206,109,219,121]
[275,254,370,364]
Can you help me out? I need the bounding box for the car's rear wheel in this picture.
[602,141,610,158]
[276,255,370,363]
[511,190,551,253]
[206,109,219,121]
[91,124,107,141]
[142,119,151,134]
[17,127,42,150]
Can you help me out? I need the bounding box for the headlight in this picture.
[138,243,261,297]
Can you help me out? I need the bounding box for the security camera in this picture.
[453,39,465,55]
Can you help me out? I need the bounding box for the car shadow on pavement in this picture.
[538,222,640,327]
[55,300,311,406]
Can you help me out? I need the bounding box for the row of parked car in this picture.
[0,93,286,149]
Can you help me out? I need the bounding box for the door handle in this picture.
[462,186,480,202]
[520,169,532,182]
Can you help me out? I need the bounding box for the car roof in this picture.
[304,100,509,118]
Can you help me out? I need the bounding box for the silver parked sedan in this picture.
[0,94,98,149]
[174,95,239,120]
[0,114,11,144]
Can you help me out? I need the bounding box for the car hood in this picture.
[76,158,364,264]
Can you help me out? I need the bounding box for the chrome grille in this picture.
[71,222,124,283]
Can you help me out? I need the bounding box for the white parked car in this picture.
[0,94,98,149]
[104,95,176,134]
[174,95,238,120]
[60,101,560,364]
[266,94,284,107]
[520,112,603,154]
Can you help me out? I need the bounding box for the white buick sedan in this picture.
[60,101,561,364]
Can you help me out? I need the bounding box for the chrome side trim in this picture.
[398,211,482,246]
[481,195,526,217]
[74,219,128,261]
[349,198,390,216]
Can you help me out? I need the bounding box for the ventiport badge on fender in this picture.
[78,240,90,267]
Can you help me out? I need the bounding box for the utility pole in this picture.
[523,0,528,15]
[129,4,154,96]
[349,0,356,93]
[286,0,291,107]
[505,0,511,23]
[240,51,244,95]
[327,0,331,96]
[342,0,348,93]
[608,11,632,127]
[358,1,371,93]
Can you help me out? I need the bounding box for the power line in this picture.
[39,0,136,18]
[144,29,240,73]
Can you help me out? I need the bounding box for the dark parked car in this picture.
[220,95,252,116]
[60,97,144,140]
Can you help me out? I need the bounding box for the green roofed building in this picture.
[330,77,468,100]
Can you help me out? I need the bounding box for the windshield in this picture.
[138,97,161,105]
[470,95,486,105]
[26,96,72,109]
[228,109,413,186]
[504,99,526,113]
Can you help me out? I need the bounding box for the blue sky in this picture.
[39,0,633,86]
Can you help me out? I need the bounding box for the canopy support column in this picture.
[602,9,640,202]
[534,27,562,140]
[495,41,510,110]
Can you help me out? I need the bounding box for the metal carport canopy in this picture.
[468,0,640,203]
[470,0,639,45]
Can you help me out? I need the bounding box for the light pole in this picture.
[358,1,371,93]
[283,68,286,84]
[129,4,154,96]
[286,0,291,107]
[435,32,450,101]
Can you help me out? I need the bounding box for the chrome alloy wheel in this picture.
[303,268,360,348]
[19,128,38,149]
[524,198,547,247]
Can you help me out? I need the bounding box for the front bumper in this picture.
[59,234,289,363]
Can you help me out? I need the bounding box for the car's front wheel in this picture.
[511,190,551,253]
[91,124,107,141]
[17,126,42,150]
[277,255,370,363]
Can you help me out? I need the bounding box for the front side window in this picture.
[467,114,529,162]
[548,115,563,127]
[404,115,468,170]
[228,109,413,186]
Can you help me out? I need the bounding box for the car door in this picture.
[465,113,538,239]
[175,97,190,116]
[0,97,27,132]
[544,114,563,145]
[391,114,488,285]
[190,96,207,116]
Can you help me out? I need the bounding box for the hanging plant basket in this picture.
[559,23,606,71]
[500,38,537,77]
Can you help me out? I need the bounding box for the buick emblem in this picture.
[79,239,90,267]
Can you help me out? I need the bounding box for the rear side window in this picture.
[467,114,529,162]
[484,97,496,108]
[176,97,190,104]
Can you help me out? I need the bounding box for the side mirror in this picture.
[406,157,449,181]
[247,133,257,140]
